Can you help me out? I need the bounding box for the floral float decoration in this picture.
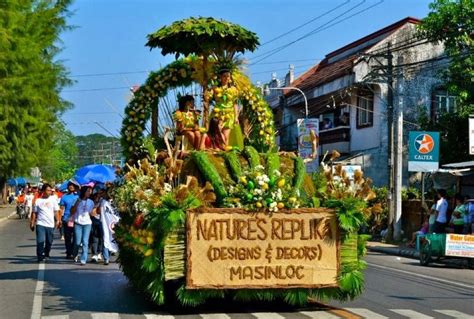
[116,17,379,308]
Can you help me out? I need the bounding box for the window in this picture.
[356,90,374,128]
[432,89,457,119]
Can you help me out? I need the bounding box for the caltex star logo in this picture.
[414,134,434,154]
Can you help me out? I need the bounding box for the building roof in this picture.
[443,161,474,169]
[285,17,421,98]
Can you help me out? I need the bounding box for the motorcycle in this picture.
[16,204,27,219]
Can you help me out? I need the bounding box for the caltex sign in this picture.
[408,131,440,172]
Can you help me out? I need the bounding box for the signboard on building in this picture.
[297,118,319,173]
[186,208,339,289]
[470,116,474,155]
[408,131,440,172]
[445,234,474,258]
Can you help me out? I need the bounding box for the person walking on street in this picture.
[70,186,96,265]
[29,184,61,262]
[59,182,78,259]
[433,189,448,234]
[25,190,34,219]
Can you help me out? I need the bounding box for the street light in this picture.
[264,86,309,118]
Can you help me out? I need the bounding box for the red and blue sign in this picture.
[408,131,439,172]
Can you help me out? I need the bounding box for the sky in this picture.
[59,0,434,137]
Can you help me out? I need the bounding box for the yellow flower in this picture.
[277,202,285,209]
[277,179,285,188]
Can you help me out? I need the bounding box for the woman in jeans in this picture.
[70,186,96,265]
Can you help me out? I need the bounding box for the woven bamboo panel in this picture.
[164,227,186,280]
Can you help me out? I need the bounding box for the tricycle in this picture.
[419,233,474,268]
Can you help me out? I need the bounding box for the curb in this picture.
[367,245,420,259]
[0,211,17,224]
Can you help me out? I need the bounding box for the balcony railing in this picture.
[319,126,350,145]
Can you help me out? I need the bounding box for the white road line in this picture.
[344,308,388,319]
[300,310,342,318]
[144,315,176,319]
[91,313,120,319]
[368,263,474,290]
[41,316,69,319]
[251,313,285,319]
[31,262,45,319]
[390,309,434,318]
[435,310,474,319]
[200,314,232,319]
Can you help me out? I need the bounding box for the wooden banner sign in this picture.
[186,208,339,289]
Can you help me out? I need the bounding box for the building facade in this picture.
[263,17,448,186]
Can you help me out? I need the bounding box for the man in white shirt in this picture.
[434,189,448,234]
[25,191,34,219]
[30,184,61,262]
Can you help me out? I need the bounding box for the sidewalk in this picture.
[367,240,419,259]
[0,204,17,223]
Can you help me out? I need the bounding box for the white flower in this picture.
[163,183,172,193]
[273,170,281,177]
[255,165,265,171]
[258,180,265,186]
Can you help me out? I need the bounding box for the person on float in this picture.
[173,94,206,150]
[209,68,244,149]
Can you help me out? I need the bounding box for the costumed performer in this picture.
[173,95,206,150]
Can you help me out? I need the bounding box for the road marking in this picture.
[344,308,388,319]
[41,316,69,319]
[434,310,474,319]
[31,262,45,319]
[91,313,119,319]
[200,314,231,319]
[390,309,434,318]
[144,315,175,319]
[251,313,285,319]
[300,310,342,318]
[368,263,474,290]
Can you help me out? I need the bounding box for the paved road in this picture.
[1,216,473,319]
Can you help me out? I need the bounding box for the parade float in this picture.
[115,17,380,307]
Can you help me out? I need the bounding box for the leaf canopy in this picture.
[146,17,260,58]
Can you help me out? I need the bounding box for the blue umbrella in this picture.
[75,164,116,184]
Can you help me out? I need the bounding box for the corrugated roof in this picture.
[285,17,421,98]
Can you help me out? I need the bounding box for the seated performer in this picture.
[173,95,205,150]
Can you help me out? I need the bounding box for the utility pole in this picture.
[362,42,399,241]
[385,43,396,241]
[393,58,404,240]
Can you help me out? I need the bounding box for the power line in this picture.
[260,0,351,46]
[250,0,384,65]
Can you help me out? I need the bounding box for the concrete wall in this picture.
[352,23,446,187]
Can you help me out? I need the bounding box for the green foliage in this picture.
[38,122,78,182]
[0,0,73,184]
[146,17,260,58]
[401,186,422,201]
[243,146,260,168]
[266,152,281,179]
[75,134,121,167]
[191,151,227,203]
[325,197,367,235]
[223,150,242,182]
[292,157,306,196]
[417,0,474,163]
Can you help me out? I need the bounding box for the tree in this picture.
[0,0,73,196]
[38,122,78,182]
[75,134,122,167]
[418,0,474,163]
